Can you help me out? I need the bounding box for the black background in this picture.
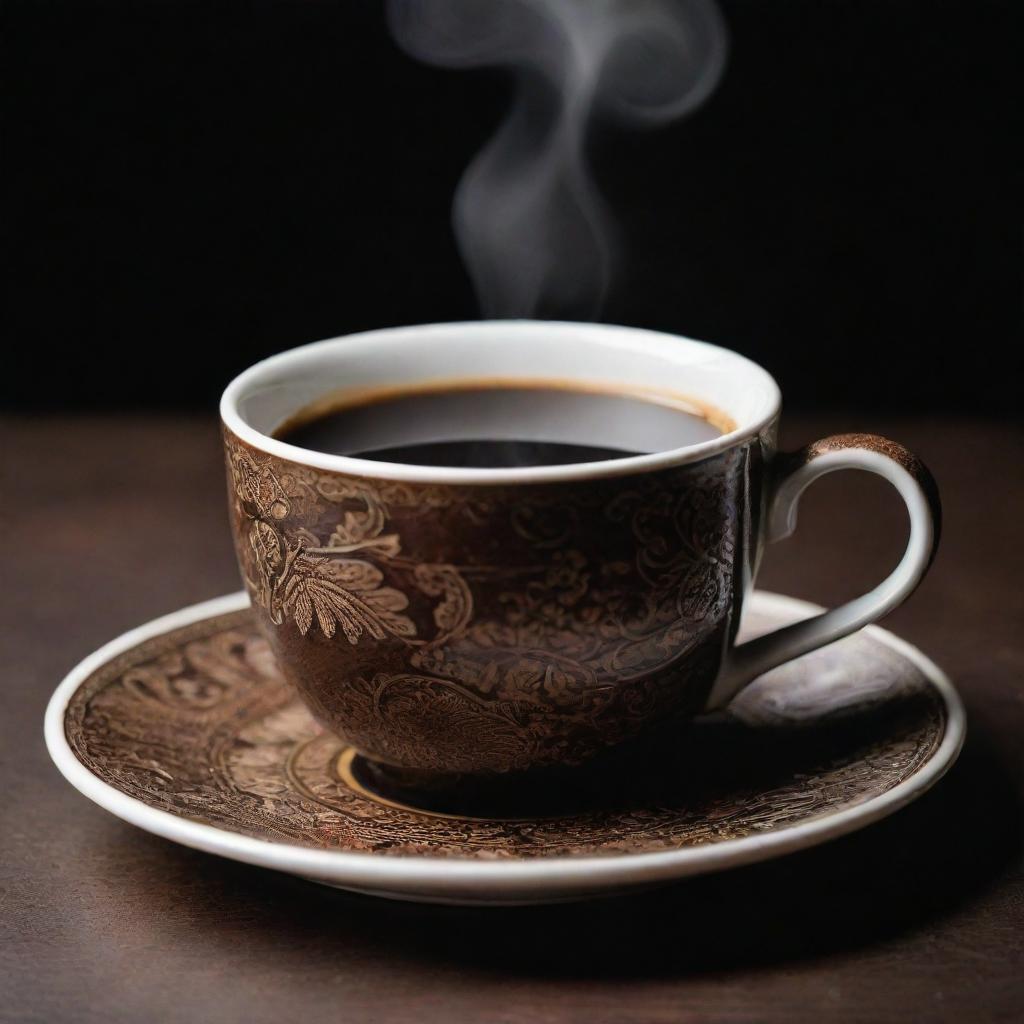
[5,0,1018,412]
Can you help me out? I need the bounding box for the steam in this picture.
[386,0,728,318]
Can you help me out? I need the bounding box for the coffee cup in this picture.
[220,321,939,781]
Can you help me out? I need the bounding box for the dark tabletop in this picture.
[2,414,1022,1024]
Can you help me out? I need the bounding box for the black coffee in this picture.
[276,384,723,469]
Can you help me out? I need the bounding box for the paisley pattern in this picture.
[62,606,947,858]
[223,429,757,773]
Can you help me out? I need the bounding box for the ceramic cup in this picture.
[221,321,940,781]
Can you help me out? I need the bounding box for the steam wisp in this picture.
[387,0,728,318]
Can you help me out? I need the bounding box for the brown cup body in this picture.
[224,426,775,775]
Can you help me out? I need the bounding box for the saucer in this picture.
[46,591,964,905]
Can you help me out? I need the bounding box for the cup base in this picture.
[337,749,589,820]
[336,725,695,822]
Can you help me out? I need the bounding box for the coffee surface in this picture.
[277,384,722,469]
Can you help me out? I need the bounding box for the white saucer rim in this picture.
[45,590,966,898]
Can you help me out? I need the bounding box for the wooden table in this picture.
[3,414,1021,1023]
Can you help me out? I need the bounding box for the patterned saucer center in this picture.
[62,608,945,859]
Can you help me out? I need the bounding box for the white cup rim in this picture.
[220,320,781,485]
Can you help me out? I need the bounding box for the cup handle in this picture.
[705,433,941,709]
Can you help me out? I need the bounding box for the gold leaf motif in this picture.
[292,587,314,637]
[280,555,416,643]
[250,521,282,574]
[229,444,424,646]
[321,559,384,591]
[233,454,291,521]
